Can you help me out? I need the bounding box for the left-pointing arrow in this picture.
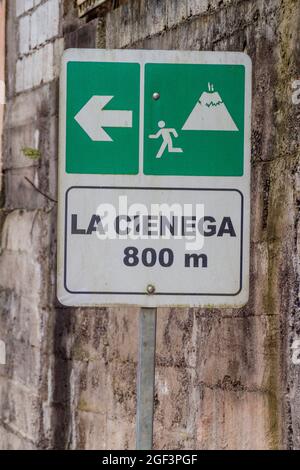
[74,95,133,142]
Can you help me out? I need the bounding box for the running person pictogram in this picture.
[149,120,183,158]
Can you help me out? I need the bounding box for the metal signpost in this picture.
[58,49,251,449]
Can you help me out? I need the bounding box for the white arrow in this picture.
[74,95,133,142]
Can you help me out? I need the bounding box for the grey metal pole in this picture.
[136,307,157,450]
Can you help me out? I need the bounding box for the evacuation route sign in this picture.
[57,49,251,308]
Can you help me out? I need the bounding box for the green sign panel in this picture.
[144,64,245,176]
[66,60,245,176]
[66,62,140,174]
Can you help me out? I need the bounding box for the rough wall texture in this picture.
[0,0,299,450]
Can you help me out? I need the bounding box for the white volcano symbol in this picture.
[182,83,238,132]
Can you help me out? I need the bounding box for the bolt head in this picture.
[152,92,160,100]
[146,284,155,295]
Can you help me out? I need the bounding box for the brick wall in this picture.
[0,0,63,449]
[0,0,299,450]
[15,0,62,92]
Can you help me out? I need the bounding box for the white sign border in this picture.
[57,49,251,308]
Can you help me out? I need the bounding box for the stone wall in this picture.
[0,0,299,450]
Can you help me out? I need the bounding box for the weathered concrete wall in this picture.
[0,0,299,450]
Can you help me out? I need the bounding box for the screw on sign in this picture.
[58,49,251,449]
